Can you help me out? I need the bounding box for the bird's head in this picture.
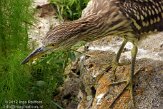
[21,41,61,64]
[21,23,80,64]
[21,17,98,64]
[21,44,55,64]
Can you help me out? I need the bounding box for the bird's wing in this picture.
[119,0,163,34]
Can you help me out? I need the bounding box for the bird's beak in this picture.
[21,46,49,64]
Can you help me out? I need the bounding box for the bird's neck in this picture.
[74,10,132,42]
[44,0,133,49]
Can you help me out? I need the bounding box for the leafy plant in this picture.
[0,0,33,108]
[51,0,89,20]
[0,0,89,108]
[29,51,70,109]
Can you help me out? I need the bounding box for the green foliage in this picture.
[51,0,89,20]
[29,51,71,109]
[0,0,33,108]
[0,0,67,107]
[0,0,88,108]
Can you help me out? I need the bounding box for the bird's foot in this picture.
[110,61,130,81]
[108,67,144,108]
[108,79,134,109]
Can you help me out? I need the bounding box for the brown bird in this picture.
[22,0,163,107]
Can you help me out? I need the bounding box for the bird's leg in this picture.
[110,44,138,108]
[111,39,127,81]
[129,44,138,107]
[108,42,138,108]
[113,39,127,66]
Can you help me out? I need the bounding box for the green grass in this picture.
[0,0,33,107]
[51,0,89,20]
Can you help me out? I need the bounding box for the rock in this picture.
[57,34,163,109]
[77,50,163,109]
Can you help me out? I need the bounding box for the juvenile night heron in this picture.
[22,0,163,107]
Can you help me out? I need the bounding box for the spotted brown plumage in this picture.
[119,0,163,36]
[22,0,163,108]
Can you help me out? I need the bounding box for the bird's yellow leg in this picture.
[109,44,138,108]
[113,39,128,66]
[130,44,138,107]
[111,39,128,81]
